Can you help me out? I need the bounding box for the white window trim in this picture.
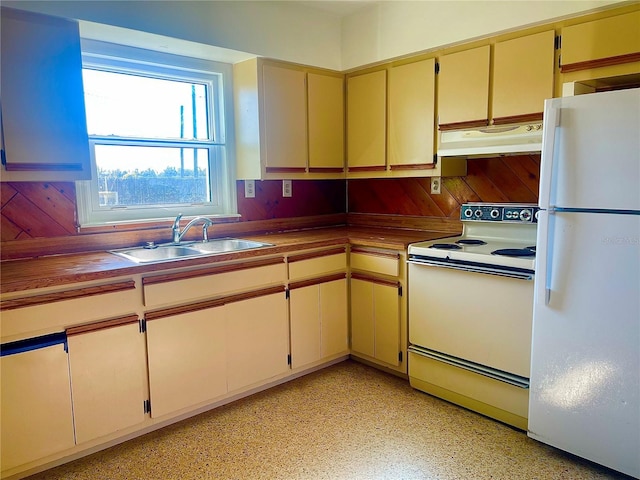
[76,39,237,227]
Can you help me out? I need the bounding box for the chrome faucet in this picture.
[172,214,213,244]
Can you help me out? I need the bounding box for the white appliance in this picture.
[437,122,543,158]
[529,88,640,478]
[408,203,538,430]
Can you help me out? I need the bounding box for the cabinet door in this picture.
[1,338,75,471]
[67,318,147,444]
[146,306,227,418]
[0,7,90,180]
[319,278,348,358]
[388,59,436,169]
[350,278,375,357]
[226,292,289,391]
[347,70,387,170]
[350,278,401,366]
[308,73,345,171]
[492,31,555,122]
[561,11,640,72]
[373,283,401,367]
[262,63,307,172]
[289,284,322,368]
[437,45,490,129]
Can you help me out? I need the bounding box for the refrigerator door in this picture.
[529,210,640,478]
[539,88,640,211]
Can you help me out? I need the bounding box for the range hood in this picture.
[437,123,543,158]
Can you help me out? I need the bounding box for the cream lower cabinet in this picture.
[226,291,290,391]
[349,247,406,374]
[67,317,148,443]
[0,334,75,472]
[289,277,348,369]
[350,277,401,367]
[146,304,228,418]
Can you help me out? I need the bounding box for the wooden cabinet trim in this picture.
[145,285,285,322]
[351,272,400,289]
[308,167,344,173]
[66,314,139,336]
[289,273,347,290]
[560,52,640,73]
[288,247,347,263]
[0,280,136,311]
[389,163,436,171]
[347,166,387,172]
[265,167,307,173]
[350,247,400,260]
[438,120,489,131]
[492,113,543,125]
[142,257,285,286]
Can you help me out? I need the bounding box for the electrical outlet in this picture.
[431,177,441,195]
[244,180,255,198]
[283,180,292,198]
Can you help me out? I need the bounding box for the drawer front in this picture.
[1,281,140,342]
[144,262,287,308]
[288,252,347,280]
[350,250,399,277]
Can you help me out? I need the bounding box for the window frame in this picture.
[76,39,237,227]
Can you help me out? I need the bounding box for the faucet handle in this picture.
[202,219,213,241]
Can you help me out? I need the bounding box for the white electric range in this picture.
[407,203,539,430]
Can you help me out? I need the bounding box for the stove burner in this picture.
[430,243,462,250]
[491,248,536,257]
[526,245,536,252]
[456,239,487,246]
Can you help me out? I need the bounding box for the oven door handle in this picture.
[408,258,534,280]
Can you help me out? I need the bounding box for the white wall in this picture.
[2,0,629,70]
[341,0,626,70]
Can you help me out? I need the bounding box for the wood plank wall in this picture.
[348,155,540,219]
[1,156,538,242]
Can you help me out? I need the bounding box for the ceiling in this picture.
[296,0,376,16]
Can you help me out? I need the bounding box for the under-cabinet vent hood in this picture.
[437,123,543,158]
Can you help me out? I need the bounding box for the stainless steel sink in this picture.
[191,238,272,253]
[110,238,272,263]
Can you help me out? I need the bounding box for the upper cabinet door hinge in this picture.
[139,318,147,333]
[554,35,561,50]
[143,399,151,414]
[287,354,292,365]
[435,62,440,75]
[398,285,403,297]
[433,154,438,165]
[285,289,290,300]
[399,351,403,363]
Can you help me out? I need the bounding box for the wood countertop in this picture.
[0,226,452,295]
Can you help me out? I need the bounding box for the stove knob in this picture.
[490,209,500,219]
[474,209,483,218]
[520,209,532,222]
[464,208,474,218]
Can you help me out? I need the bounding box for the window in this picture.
[76,40,236,226]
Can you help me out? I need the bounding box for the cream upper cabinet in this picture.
[262,63,307,172]
[233,58,344,179]
[437,45,490,129]
[0,7,90,181]
[561,10,640,73]
[388,59,436,170]
[492,30,555,123]
[347,70,387,172]
[308,72,345,171]
[67,318,148,444]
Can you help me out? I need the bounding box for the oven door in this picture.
[408,258,534,378]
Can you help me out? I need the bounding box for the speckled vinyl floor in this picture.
[27,360,630,480]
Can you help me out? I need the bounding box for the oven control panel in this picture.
[461,204,539,223]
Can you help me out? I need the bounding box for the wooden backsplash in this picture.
[1,156,539,242]
[348,155,540,218]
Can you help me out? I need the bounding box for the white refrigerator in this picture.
[529,88,640,478]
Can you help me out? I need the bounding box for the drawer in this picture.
[350,248,400,277]
[143,258,287,308]
[0,280,140,342]
[288,248,347,281]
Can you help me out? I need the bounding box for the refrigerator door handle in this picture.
[537,209,555,306]
[539,104,560,210]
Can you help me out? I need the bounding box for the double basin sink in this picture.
[111,238,272,264]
